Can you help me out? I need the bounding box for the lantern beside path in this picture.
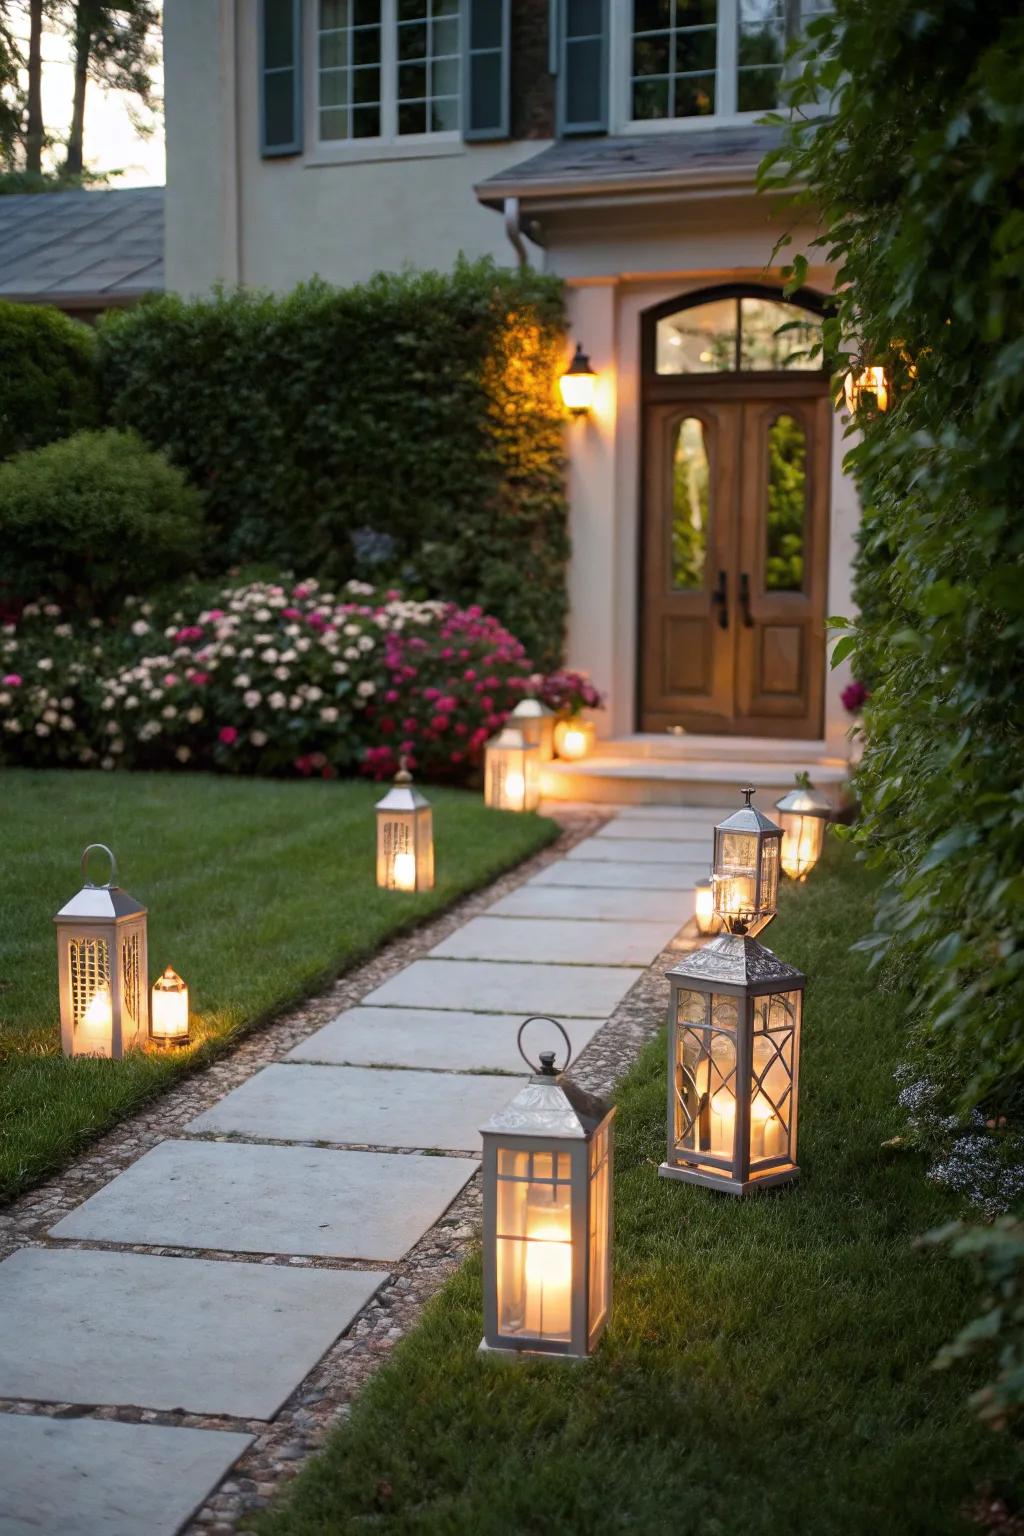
[510,698,555,763]
[54,844,148,1059]
[484,726,540,813]
[775,779,831,882]
[151,966,190,1048]
[375,760,434,892]
[712,788,782,937]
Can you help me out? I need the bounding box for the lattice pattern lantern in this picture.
[510,698,555,764]
[54,844,148,1059]
[660,937,805,1196]
[480,1018,615,1361]
[484,726,540,813]
[375,761,434,892]
[712,788,782,936]
[775,779,831,882]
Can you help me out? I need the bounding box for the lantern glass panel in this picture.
[496,1147,574,1342]
[715,830,758,921]
[779,811,825,881]
[588,1123,611,1339]
[673,989,740,1163]
[485,738,540,812]
[750,989,800,1165]
[760,833,780,913]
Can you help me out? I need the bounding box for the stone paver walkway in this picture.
[0,803,713,1535]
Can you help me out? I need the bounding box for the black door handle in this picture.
[711,569,728,630]
[740,572,755,628]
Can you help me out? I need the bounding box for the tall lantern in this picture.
[711,788,782,937]
[660,937,805,1195]
[480,1018,615,1361]
[484,726,540,813]
[54,844,148,1059]
[375,760,434,892]
[510,697,555,764]
[775,779,831,882]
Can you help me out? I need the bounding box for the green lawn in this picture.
[0,769,556,1202]
[255,839,1020,1536]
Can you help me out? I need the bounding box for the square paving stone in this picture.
[567,836,708,863]
[488,884,694,924]
[531,860,705,891]
[430,915,679,967]
[287,1007,602,1074]
[361,958,643,1018]
[0,1248,384,1419]
[50,1140,476,1261]
[0,1414,252,1536]
[595,816,718,841]
[186,1062,524,1152]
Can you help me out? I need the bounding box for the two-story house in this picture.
[163,1,856,804]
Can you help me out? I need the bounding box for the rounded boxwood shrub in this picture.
[0,299,97,461]
[0,429,205,615]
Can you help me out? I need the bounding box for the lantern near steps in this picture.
[510,698,555,763]
[484,726,540,813]
[150,966,190,1048]
[775,779,831,882]
[553,716,596,762]
[375,760,434,892]
[54,844,148,1059]
[711,788,783,937]
[480,1018,615,1361]
[660,936,805,1195]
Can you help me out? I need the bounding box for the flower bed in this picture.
[0,579,558,782]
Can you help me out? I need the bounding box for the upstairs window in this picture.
[315,0,461,143]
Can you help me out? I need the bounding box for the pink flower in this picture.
[282,607,301,621]
[464,669,476,681]
[431,714,450,732]
[218,726,238,745]
[385,689,400,703]
[188,671,210,686]
[841,680,869,713]
[174,625,203,644]
[2,673,22,687]
[206,609,225,621]
[164,673,179,687]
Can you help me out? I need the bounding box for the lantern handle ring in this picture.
[81,843,117,889]
[517,1015,572,1076]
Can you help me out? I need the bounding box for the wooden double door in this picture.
[640,383,831,739]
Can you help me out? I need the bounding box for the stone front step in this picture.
[591,731,839,763]
[540,751,849,808]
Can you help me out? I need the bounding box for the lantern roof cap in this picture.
[511,697,552,720]
[376,781,430,812]
[774,782,832,818]
[488,724,536,752]
[480,1070,612,1140]
[716,787,781,837]
[55,883,146,923]
[668,933,804,989]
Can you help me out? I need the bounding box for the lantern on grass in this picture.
[553,716,596,762]
[54,844,148,1059]
[712,788,782,936]
[150,966,190,1048]
[480,1017,615,1361]
[510,697,555,763]
[660,937,805,1195]
[775,778,831,882]
[375,759,434,892]
[694,876,716,936]
[484,726,539,813]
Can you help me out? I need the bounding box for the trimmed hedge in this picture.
[98,260,569,670]
[0,299,97,460]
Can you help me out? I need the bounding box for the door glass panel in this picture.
[671,416,709,590]
[739,298,821,370]
[765,413,806,592]
[656,299,737,374]
[656,296,823,374]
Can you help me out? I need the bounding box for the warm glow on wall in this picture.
[559,343,597,416]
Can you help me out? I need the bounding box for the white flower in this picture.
[43,603,60,617]
[54,623,72,638]
[320,705,339,723]
[344,647,359,661]
[0,692,8,707]
[148,688,164,703]
[268,691,286,710]
[4,718,22,733]
[89,617,102,629]
[124,695,139,709]
[131,619,151,637]
[255,608,272,622]
[139,721,161,741]
[187,705,204,724]
[161,705,178,720]
[37,657,53,671]
[220,644,237,658]
[284,624,300,638]
[295,637,311,653]
[243,690,262,708]
[175,745,192,763]
[233,674,251,690]
[250,729,268,747]
[239,647,254,660]
[357,635,374,653]
[289,693,303,711]
[305,685,323,703]
[35,721,50,736]
[59,715,74,731]
[140,602,153,616]
[79,746,95,762]
[357,680,376,699]
[60,696,73,709]
[273,665,290,681]
[280,648,297,663]
[332,661,349,676]
[105,719,120,735]
[42,708,59,724]
[22,602,39,617]
[100,755,114,770]
[261,648,279,664]
[344,624,360,637]
[110,739,124,755]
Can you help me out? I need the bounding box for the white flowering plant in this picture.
[0,602,105,766]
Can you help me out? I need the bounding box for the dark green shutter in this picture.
[557,0,608,136]
[261,0,303,157]
[463,0,510,141]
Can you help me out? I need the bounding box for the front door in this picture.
[640,385,831,738]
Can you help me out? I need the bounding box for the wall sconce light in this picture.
[480,1018,615,1360]
[54,844,148,1059]
[559,342,597,417]
[150,966,190,1048]
[775,777,831,882]
[484,725,540,813]
[711,788,783,937]
[843,364,889,414]
[376,758,434,892]
[510,697,555,764]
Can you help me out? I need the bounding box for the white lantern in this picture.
[150,966,190,1048]
[484,726,540,813]
[375,761,434,892]
[775,780,831,882]
[54,844,148,1059]
[712,788,783,937]
[510,698,555,763]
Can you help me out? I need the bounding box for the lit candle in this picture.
[505,771,526,809]
[751,1094,783,1158]
[78,984,112,1057]
[559,728,587,760]
[710,1090,735,1156]
[524,1192,572,1337]
[694,879,715,935]
[392,850,417,891]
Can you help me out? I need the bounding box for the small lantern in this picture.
[150,966,190,1048]
[375,759,434,892]
[510,697,555,763]
[843,364,889,414]
[660,935,805,1195]
[712,788,783,937]
[484,726,540,813]
[559,342,597,416]
[54,844,148,1059]
[480,1018,615,1360]
[694,876,716,936]
[775,778,831,882]
[553,716,596,761]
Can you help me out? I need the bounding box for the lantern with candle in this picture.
[775,777,831,882]
[711,788,782,936]
[484,726,540,813]
[150,966,190,1048]
[510,698,555,764]
[54,844,148,1059]
[480,1018,615,1361]
[375,759,434,892]
[553,716,596,762]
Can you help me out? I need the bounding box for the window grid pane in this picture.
[318,0,381,141]
[631,0,716,121]
[397,0,460,136]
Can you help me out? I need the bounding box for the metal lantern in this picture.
[843,364,889,414]
[660,936,805,1196]
[375,760,434,892]
[484,726,540,813]
[558,342,597,416]
[151,966,190,1048]
[480,1018,615,1361]
[712,788,783,937]
[510,697,555,763]
[553,716,596,762]
[694,876,716,936]
[775,779,831,882]
[54,844,148,1059]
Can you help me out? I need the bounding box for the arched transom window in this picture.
[655,294,824,375]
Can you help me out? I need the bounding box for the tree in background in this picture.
[64,0,159,175]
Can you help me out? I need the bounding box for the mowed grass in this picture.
[255,838,1020,1536]
[0,769,556,1201]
